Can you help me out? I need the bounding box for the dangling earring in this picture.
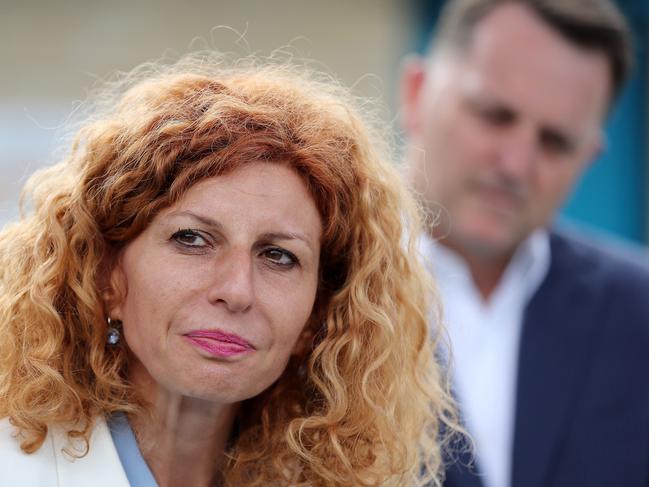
[106,317,121,346]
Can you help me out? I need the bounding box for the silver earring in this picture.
[106,317,121,346]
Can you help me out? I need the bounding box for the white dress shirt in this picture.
[420,231,550,487]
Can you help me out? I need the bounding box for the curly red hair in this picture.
[0,53,457,486]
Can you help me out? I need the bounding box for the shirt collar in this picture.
[108,413,159,487]
[420,229,551,305]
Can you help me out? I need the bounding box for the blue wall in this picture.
[413,0,648,244]
[562,1,647,244]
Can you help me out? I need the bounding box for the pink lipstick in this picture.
[184,329,255,358]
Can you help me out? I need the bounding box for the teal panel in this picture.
[561,1,647,244]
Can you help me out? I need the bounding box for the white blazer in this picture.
[0,416,130,486]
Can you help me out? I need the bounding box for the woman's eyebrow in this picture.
[165,210,225,232]
[259,232,315,250]
[165,211,317,251]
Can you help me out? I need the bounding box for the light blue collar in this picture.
[108,413,159,487]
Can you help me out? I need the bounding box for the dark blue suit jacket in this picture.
[444,231,649,487]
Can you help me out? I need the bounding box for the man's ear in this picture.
[399,55,428,136]
[588,130,606,166]
[99,248,127,321]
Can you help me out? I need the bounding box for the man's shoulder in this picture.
[545,228,649,325]
[549,228,649,284]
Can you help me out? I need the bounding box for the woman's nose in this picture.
[206,248,255,313]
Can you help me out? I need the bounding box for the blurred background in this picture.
[1,0,647,244]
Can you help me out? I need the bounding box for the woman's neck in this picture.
[128,363,239,487]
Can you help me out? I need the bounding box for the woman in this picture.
[0,53,456,486]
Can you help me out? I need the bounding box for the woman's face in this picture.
[109,162,322,403]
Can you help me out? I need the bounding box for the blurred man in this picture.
[400,1,649,486]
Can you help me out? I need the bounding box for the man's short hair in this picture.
[430,0,632,100]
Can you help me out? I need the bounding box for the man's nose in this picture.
[496,126,538,180]
[206,248,255,313]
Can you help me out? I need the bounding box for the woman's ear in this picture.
[98,248,127,321]
[291,320,317,357]
[292,296,328,357]
[292,327,314,358]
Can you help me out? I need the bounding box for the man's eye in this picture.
[478,107,514,126]
[263,248,298,267]
[540,131,574,156]
[171,229,209,247]
[466,98,515,127]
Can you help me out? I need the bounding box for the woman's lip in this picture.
[184,336,254,358]
[183,330,256,358]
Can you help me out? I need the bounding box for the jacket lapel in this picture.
[443,440,486,487]
[511,233,605,487]
[53,418,130,487]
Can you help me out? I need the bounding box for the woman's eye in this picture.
[171,229,209,248]
[263,248,298,268]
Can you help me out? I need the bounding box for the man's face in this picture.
[402,3,611,260]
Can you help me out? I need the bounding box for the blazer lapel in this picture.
[444,442,486,487]
[52,418,130,487]
[511,233,605,487]
[440,383,486,487]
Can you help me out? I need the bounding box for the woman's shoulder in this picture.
[0,417,59,486]
[0,416,130,487]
